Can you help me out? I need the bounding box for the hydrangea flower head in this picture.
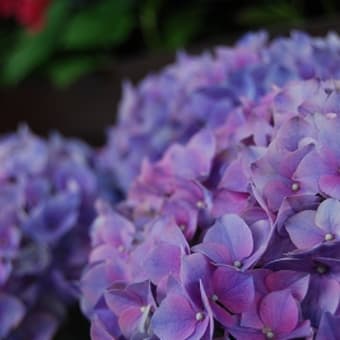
[83,70,340,340]
[0,127,99,339]
[98,31,340,194]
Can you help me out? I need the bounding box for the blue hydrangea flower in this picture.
[98,31,340,194]
[82,75,340,338]
[0,127,99,339]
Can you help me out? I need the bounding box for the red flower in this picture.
[0,0,51,32]
[0,0,16,17]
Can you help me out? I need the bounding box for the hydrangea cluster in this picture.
[0,127,98,339]
[82,78,340,339]
[98,30,340,194]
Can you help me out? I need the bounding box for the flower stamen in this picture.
[324,233,334,241]
[316,265,327,274]
[195,311,204,321]
[211,294,218,302]
[325,112,337,119]
[262,327,274,339]
[291,182,300,192]
[179,224,186,231]
[233,260,242,269]
[196,200,206,209]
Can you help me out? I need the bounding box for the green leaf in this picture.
[48,57,103,87]
[2,0,69,84]
[238,2,303,26]
[62,0,133,50]
[139,0,163,49]
[162,7,202,50]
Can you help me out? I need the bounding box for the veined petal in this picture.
[265,270,310,301]
[259,290,298,334]
[204,214,254,261]
[286,210,324,249]
[319,175,340,200]
[315,199,340,235]
[142,243,181,284]
[213,266,254,313]
[152,294,197,340]
[192,242,232,265]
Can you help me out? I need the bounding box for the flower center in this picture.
[211,294,218,302]
[262,327,274,339]
[291,182,300,192]
[179,224,186,231]
[325,112,337,119]
[233,260,242,269]
[67,179,79,192]
[316,264,328,275]
[195,311,204,321]
[324,233,335,241]
[196,200,206,209]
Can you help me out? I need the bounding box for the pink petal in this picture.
[119,307,142,338]
[319,175,340,200]
[213,266,254,313]
[265,270,310,302]
[260,290,298,334]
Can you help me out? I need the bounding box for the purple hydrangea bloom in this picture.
[105,280,156,338]
[98,31,340,194]
[82,76,340,339]
[0,127,101,339]
[266,242,340,327]
[80,29,340,339]
[286,198,340,249]
[192,214,271,270]
[230,289,312,340]
[152,275,214,340]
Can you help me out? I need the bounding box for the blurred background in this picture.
[0,0,340,338]
[1,0,340,147]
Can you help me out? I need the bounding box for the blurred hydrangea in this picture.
[98,30,340,193]
[82,77,340,339]
[0,126,99,339]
